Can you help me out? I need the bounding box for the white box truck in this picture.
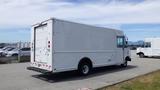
[137,38,160,58]
[27,18,131,75]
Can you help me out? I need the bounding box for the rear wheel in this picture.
[78,62,92,76]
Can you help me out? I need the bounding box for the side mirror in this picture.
[124,41,128,48]
[126,41,128,45]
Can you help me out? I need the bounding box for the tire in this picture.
[139,53,144,58]
[121,61,128,67]
[78,62,92,76]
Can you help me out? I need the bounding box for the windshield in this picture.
[2,47,9,50]
[12,48,19,51]
[6,48,14,51]
[20,48,30,51]
[144,42,151,48]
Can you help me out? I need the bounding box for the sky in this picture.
[0,0,160,42]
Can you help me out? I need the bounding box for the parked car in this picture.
[0,47,9,52]
[6,48,31,57]
[0,47,5,56]
[0,47,4,50]
[137,38,160,58]
[0,47,15,57]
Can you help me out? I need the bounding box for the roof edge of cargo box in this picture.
[32,17,122,33]
[32,17,53,27]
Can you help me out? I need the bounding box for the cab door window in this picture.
[117,36,124,48]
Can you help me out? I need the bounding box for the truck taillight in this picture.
[48,41,51,48]
[49,65,51,68]
[48,45,50,48]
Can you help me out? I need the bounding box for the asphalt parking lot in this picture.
[0,50,160,90]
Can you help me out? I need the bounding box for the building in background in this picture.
[17,42,31,49]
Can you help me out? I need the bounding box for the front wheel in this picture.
[78,62,92,76]
[139,53,144,58]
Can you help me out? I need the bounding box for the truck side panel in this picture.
[52,19,124,72]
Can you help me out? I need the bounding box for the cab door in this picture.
[116,36,125,63]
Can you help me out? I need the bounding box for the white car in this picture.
[0,47,15,57]
[136,38,160,58]
[6,48,31,57]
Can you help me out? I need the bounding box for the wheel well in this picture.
[125,56,131,61]
[137,52,144,55]
[12,53,18,56]
[78,57,93,68]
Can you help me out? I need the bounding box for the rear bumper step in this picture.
[27,67,52,73]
